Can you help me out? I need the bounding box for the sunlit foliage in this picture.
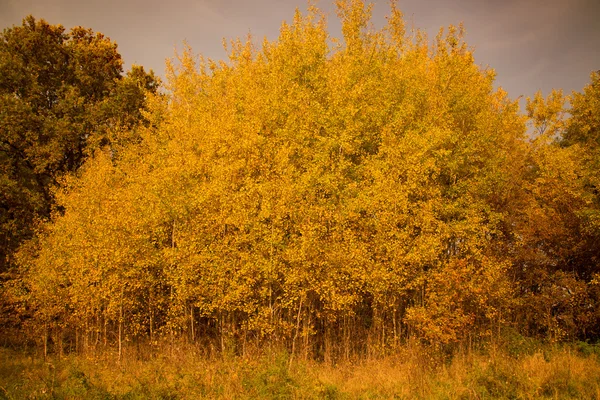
[15,1,600,360]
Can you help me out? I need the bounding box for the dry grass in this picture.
[1,342,600,399]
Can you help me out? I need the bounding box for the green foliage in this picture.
[500,328,541,358]
[242,352,296,399]
[470,361,522,399]
[575,341,600,358]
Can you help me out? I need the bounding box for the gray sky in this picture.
[1,0,599,105]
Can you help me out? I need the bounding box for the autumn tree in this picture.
[18,1,570,360]
[512,76,600,341]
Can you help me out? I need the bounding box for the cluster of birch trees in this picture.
[5,1,600,360]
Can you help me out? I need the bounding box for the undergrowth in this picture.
[1,340,600,399]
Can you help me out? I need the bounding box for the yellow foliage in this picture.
[20,0,597,359]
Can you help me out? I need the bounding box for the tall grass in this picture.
[2,341,600,399]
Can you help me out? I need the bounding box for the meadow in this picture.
[2,338,600,399]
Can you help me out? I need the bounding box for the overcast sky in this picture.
[1,0,599,105]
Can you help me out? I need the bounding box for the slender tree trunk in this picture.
[170,287,174,356]
[103,315,107,349]
[170,223,176,355]
[304,305,311,361]
[344,315,350,361]
[190,305,195,343]
[220,312,225,355]
[84,319,88,355]
[393,306,398,349]
[381,312,386,354]
[95,313,100,349]
[118,299,123,363]
[43,322,48,361]
[149,293,154,345]
[288,296,304,370]
[58,328,63,359]
[324,324,331,365]
[242,324,247,357]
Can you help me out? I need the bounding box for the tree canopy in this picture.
[0,16,159,272]
[6,1,600,360]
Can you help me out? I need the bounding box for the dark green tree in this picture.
[0,16,159,272]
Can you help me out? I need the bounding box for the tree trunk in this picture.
[118,302,123,363]
[288,296,304,370]
[43,322,48,361]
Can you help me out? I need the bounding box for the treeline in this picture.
[2,1,599,362]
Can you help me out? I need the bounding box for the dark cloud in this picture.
[1,0,599,101]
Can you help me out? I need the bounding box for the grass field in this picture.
[2,340,600,399]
